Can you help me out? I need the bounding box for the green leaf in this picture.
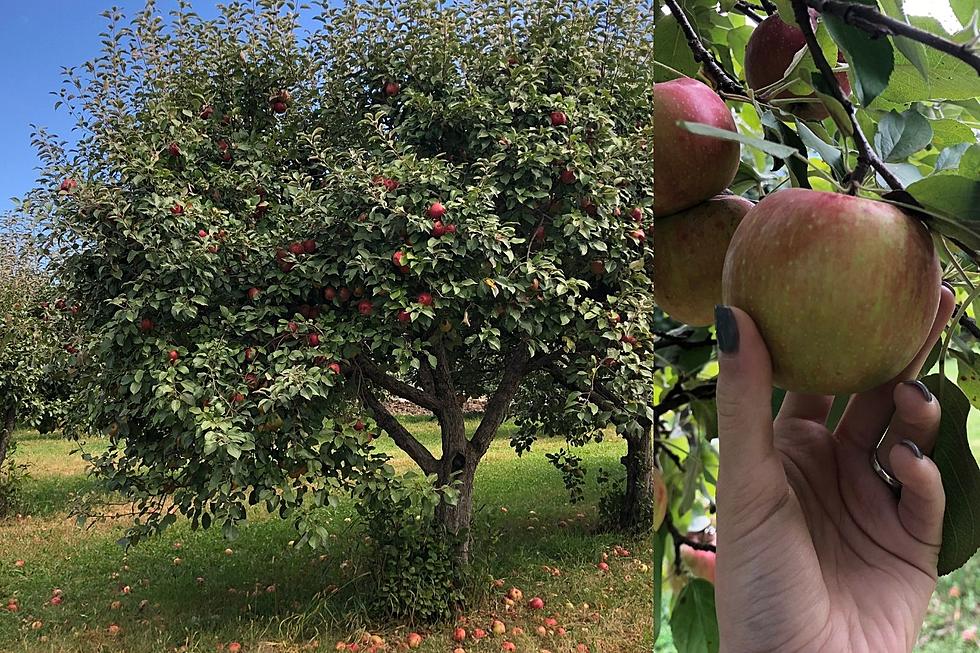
[761,112,811,189]
[921,375,980,575]
[879,44,980,104]
[796,120,847,180]
[654,14,699,82]
[677,121,799,159]
[670,579,720,653]
[953,350,980,410]
[951,0,977,26]
[823,11,895,106]
[876,0,929,80]
[652,527,666,643]
[874,109,933,163]
[907,174,980,221]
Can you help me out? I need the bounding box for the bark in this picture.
[620,427,655,532]
[0,404,15,469]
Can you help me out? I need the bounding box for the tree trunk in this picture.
[0,403,15,470]
[434,398,478,565]
[620,427,655,532]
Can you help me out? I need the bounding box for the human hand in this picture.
[713,285,956,653]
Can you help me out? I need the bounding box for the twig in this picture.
[663,0,746,95]
[959,311,980,340]
[790,0,904,193]
[805,0,980,76]
[654,381,717,419]
[665,513,717,553]
[758,0,777,13]
[734,1,764,23]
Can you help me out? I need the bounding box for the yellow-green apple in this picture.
[745,12,850,122]
[722,189,940,394]
[653,195,753,326]
[653,78,740,217]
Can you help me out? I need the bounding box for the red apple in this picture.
[328,362,342,375]
[139,318,155,332]
[357,300,373,316]
[289,242,305,256]
[397,310,411,323]
[324,287,337,301]
[745,12,850,122]
[502,642,516,652]
[272,101,288,113]
[473,628,487,640]
[653,77,740,217]
[722,189,941,394]
[590,260,606,275]
[680,544,716,584]
[288,321,299,333]
[453,627,467,642]
[200,105,214,119]
[621,334,637,346]
[172,203,184,215]
[168,350,178,363]
[532,225,545,243]
[232,393,245,403]
[407,633,423,648]
[417,292,434,307]
[228,643,242,653]
[549,110,568,126]
[168,142,181,157]
[432,221,447,237]
[308,334,320,347]
[446,223,457,234]
[428,202,446,220]
[245,347,256,361]
[528,597,544,610]
[630,207,643,222]
[559,169,577,184]
[338,287,352,302]
[598,561,610,572]
[630,229,646,241]
[248,287,261,301]
[653,195,752,326]
[302,239,317,253]
[60,178,77,192]
[383,81,400,97]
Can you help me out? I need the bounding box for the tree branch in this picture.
[663,0,746,95]
[805,0,980,75]
[665,512,717,553]
[959,310,980,340]
[470,347,531,456]
[734,1,764,23]
[790,0,904,193]
[654,381,717,419]
[354,355,443,413]
[357,383,438,475]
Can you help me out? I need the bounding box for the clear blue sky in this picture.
[0,2,326,213]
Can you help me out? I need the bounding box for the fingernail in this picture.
[903,379,933,402]
[714,305,739,354]
[900,439,924,460]
[942,281,955,294]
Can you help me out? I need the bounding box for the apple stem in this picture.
[663,0,745,96]
[805,0,980,76]
[790,0,904,194]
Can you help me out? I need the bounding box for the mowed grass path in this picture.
[0,418,652,653]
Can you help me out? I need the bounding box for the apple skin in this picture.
[653,195,753,326]
[680,544,716,584]
[653,78,740,218]
[745,12,850,122]
[722,189,940,394]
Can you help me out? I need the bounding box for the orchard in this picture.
[653,0,980,650]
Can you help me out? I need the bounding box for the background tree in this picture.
[652,1,980,650]
[18,0,655,570]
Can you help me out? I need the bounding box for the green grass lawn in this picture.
[0,418,651,653]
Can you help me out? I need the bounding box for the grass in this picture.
[0,417,651,653]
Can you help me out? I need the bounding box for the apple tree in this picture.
[21,0,655,569]
[652,0,980,649]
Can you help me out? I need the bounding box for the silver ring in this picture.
[871,448,903,491]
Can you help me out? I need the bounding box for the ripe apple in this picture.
[324,287,337,301]
[308,334,320,347]
[228,643,242,653]
[653,195,752,326]
[507,587,523,602]
[168,350,179,363]
[491,620,506,636]
[745,12,850,122]
[338,287,352,302]
[532,225,545,243]
[354,419,365,431]
[653,77,740,217]
[407,633,423,648]
[453,627,467,642]
[302,239,317,253]
[501,642,516,652]
[288,321,299,334]
[528,596,544,610]
[200,105,214,119]
[559,169,577,184]
[168,142,181,157]
[432,221,447,237]
[590,260,606,275]
[357,300,373,316]
[680,544,716,584]
[630,207,643,222]
[473,628,487,640]
[550,110,568,126]
[397,309,411,323]
[139,318,155,332]
[60,178,77,192]
[248,287,261,301]
[289,242,305,255]
[621,334,637,346]
[232,392,245,403]
[50,596,62,606]
[272,101,288,113]
[417,292,434,306]
[630,229,646,241]
[198,229,208,238]
[428,202,447,220]
[722,189,941,394]
[172,203,185,215]
[598,561,610,572]
[446,223,457,234]
[383,81,400,97]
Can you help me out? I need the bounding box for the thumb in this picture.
[715,305,781,499]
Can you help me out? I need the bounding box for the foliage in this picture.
[653,1,980,649]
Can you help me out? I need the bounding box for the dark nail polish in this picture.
[904,379,933,403]
[714,305,739,354]
[942,281,955,294]
[900,439,924,460]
